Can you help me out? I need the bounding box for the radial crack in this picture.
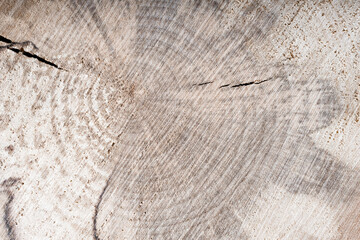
[219,84,230,88]
[231,77,273,88]
[93,174,112,240]
[0,35,12,44]
[0,35,63,70]
[193,81,213,86]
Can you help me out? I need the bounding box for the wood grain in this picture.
[0,0,359,239]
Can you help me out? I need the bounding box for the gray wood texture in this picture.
[0,0,359,239]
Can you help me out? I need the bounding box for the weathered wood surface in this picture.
[0,0,359,239]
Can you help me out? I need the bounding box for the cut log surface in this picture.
[0,0,359,239]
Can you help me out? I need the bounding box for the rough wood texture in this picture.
[0,0,359,239]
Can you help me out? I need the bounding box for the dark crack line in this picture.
[0,35,63,70]
[231,77,273,88]
[219,84,230,88]
[0,35,12,44]
[0,35,38,50]
[9,47,62,69]
[196,78,275,89]
[193,81,213,87]
[93,174,112,240]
